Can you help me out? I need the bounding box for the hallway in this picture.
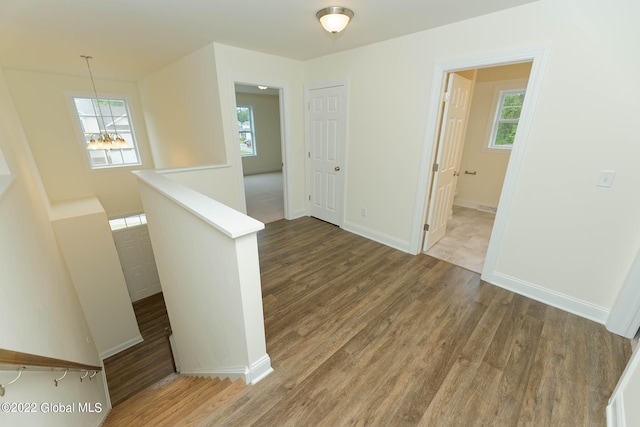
[103,217,630,425]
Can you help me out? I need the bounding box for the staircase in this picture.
[103,373,247,426]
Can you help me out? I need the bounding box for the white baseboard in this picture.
[607,346,640,427]
[483,271,609,324]
[99,334,143,360]
[95,361,111,427]
[95,410,110,427]
[243,168,282,176]
[607,395,625,427]
[180,354,272,385]
[342,220,411,253]
[453,199,497,213]
[290,209,307,220]
[248,354,273,385]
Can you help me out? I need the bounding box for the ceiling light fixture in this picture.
[258,86,268,90]
[316,6,354,34]
[81,55,130,151]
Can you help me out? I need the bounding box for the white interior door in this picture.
[423,72,473,251]
[113,224,161,302]
[308,84,346,226]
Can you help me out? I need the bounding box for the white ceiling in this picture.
[0,0,538,81]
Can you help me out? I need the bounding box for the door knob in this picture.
[335,166,341,171]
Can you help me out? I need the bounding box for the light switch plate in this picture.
[596,170,616,188]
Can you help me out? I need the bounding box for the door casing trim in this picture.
[411,43,553,280]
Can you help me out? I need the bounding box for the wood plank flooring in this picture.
[103,293,175,406]
[104,216,631,426]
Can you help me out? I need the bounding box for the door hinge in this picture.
[424,224,430,231]
[308,195,311,201]
[432,163,439,172]
[308,152,311,158]
[444,91,450,103]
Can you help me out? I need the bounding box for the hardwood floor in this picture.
[103,293,174,406]
[104,217,631,426]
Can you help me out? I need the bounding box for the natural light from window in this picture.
[237,105,256,157]
[72,97,141,169]
[488,89,526,149]
[109,213,147,231]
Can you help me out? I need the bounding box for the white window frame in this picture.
[66,92,142,170]
[488,88,526,150]
[109,213,147,231]
[237,105,257,157]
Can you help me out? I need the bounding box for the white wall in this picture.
[236,92,282,175]
[213,43,306,217]
[3,69,154,218]
[135,171,271,384]
[0,69,108,426]
[455,63,531,209]
[303,0,640,317]
[138,44,227,169]
[160,165,243,211]
[51,198,142,359]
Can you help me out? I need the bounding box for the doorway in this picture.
[412,43,551,281]
[234,83,286,224]
[424,62,533,273]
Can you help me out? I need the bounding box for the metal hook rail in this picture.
[0,348,103,396]
[53,370,68,387]
[0,368,24,397]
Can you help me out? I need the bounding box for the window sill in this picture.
[481,146,513,154]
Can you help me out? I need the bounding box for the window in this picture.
[237,105,256,157]
[109,213,147,231]
[72,97,141,169]
[489,89,526,149]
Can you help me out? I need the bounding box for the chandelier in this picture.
[81,55,131,150]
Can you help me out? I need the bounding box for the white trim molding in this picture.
[228,75,293,220]
[411,42,552,259]
[607,249,640,338]
[607,346,640,427]
[99,334,144,360]
[486,271,609,323]
[343,220,412,254]
[180,354,273,385]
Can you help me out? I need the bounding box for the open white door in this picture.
[307,84,346,226]
[423,72,473,251]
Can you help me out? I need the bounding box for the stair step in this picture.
[103,374,243,426]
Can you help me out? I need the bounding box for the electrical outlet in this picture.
[361,207,367,217]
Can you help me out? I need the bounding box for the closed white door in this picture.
[113,224,161,302]
[423,72,473,251]
[308,84,346,226]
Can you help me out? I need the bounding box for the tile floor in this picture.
[425,204,495,274]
